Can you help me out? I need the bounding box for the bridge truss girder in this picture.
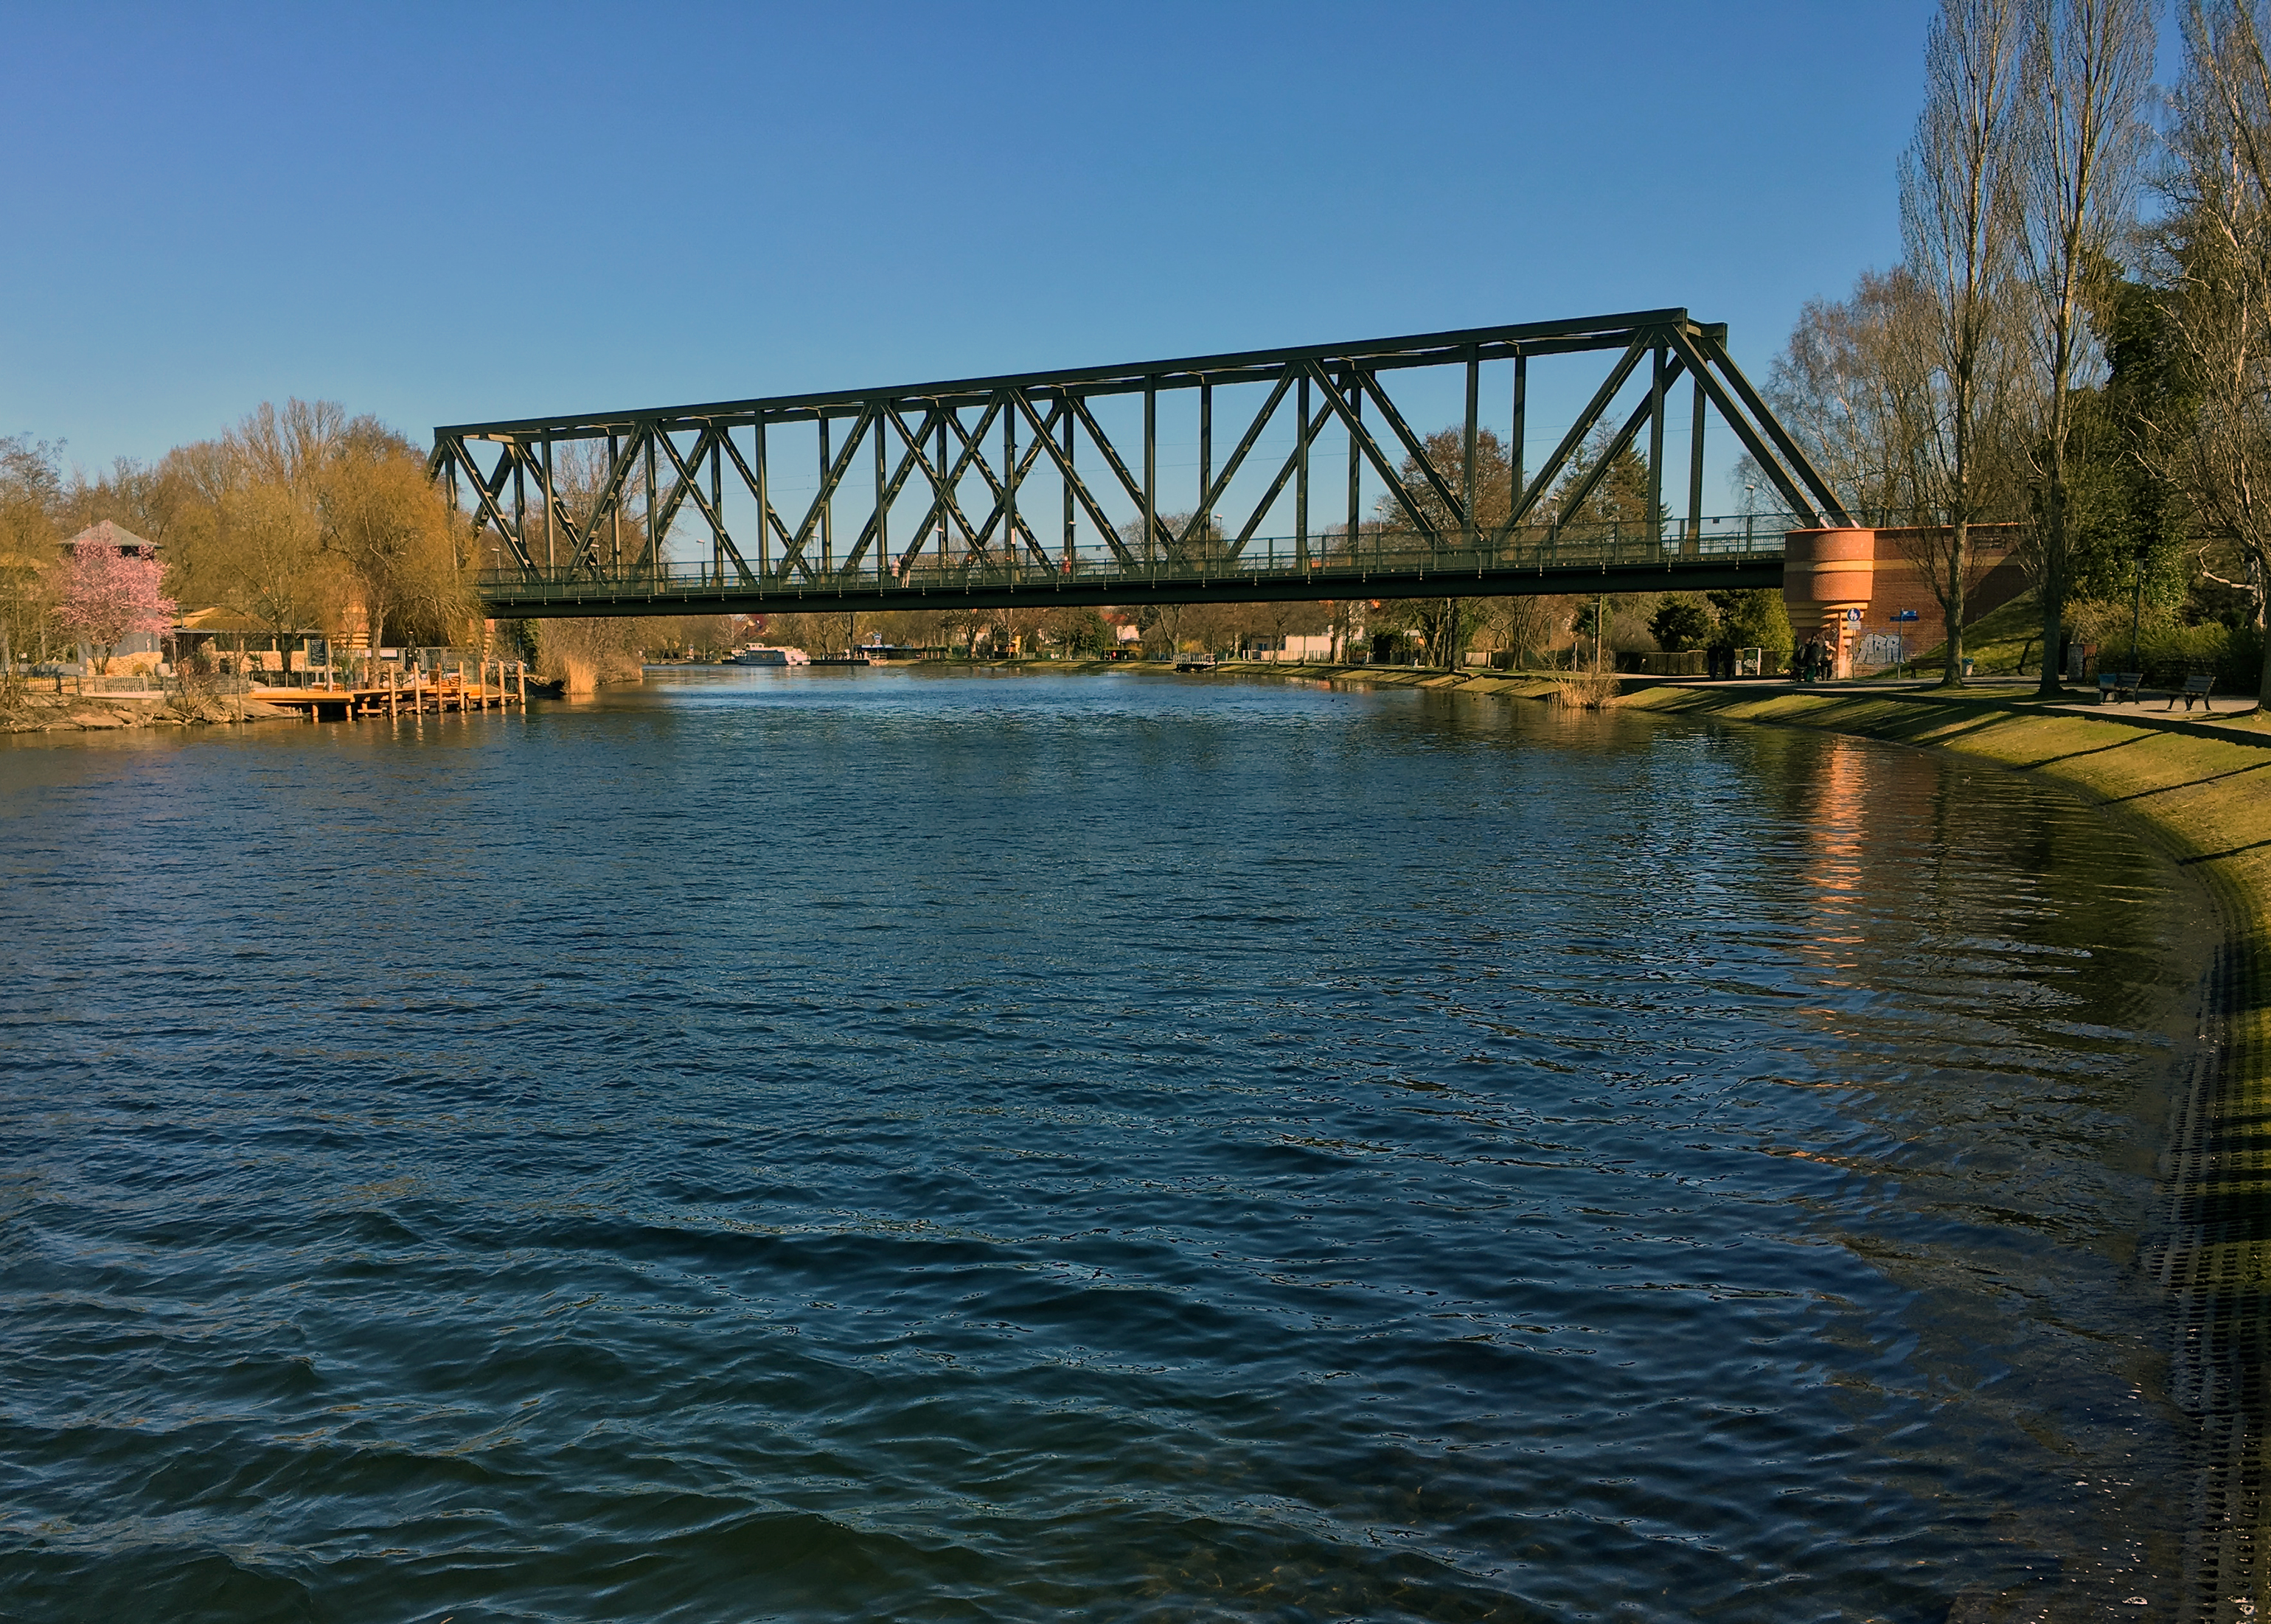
[433,309,1849,612]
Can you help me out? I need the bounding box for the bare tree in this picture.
[1763,269,1938,520]
[2013,0,2157,694]
[230,400,351,501]
[1376,427,1517,668]
[1255,595,1329,653]
[215,481,341,650]
[2163,0,2271,706]
[1902,0,2030,686]
[505,438,648,575]
[60,456,186,547]
[0,437,62,686]
[319,447,476,656]
[1475,593,1576,667]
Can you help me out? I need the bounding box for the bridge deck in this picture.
[478,532,1789,619]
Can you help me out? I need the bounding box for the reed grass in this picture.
[1552,669,1621,708]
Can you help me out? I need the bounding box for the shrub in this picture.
[2091,618,2253,689]
[1649,596,1712,652]
[1554,668,1621,708]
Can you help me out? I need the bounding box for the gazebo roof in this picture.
[66,519,157,555]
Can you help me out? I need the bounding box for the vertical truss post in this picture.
[1463,348,1479,549]
[1510,351,1526,532]
[874,408,888,584]
[818,416,832,576]
[1004,400,1019,571]
[512,449,526,576]
[1646,344,1667,546]
[1061,397,1076,571]
[1198,377,1212,565]
[1345,366,1361,567]
[644,431,659,576]
[1296,369,1310,569]
[712,435,726,585]
[608,432,622,574]
[542,435,555,572]
[936,415,951,566]
[1687,372,1705,546]
[1142,377,1156,568]
[754,421,770,577]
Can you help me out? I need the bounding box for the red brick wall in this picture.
[1851,524,2030,667]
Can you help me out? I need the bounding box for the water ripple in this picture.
[0,669,2208,1620]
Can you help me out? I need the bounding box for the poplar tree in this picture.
[1902,0,2028,687]
[2014,0,2157,696]
[2164,0,2271,705]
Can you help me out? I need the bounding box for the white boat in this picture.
[729,645,810,666]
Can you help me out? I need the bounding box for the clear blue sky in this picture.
[3,1,1937,491]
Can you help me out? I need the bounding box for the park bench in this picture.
[2097,672,2143,703]
[2170,672,2216,712]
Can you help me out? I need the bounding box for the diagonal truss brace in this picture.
[435,309,1854,595]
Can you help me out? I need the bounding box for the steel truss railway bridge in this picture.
[434,310,1853,621]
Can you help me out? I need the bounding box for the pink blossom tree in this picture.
[51,540,175,675]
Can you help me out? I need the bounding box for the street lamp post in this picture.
[2129,541,2149,669]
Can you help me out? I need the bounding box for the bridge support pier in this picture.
[1783,528,1874,679]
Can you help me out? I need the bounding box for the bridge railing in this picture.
[477,513,1795,607]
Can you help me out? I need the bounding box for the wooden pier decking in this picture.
[251,661,532,722]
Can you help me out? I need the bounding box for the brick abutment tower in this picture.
[1782,527,1874,678]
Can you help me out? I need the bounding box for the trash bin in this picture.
[1961,657,1975,677]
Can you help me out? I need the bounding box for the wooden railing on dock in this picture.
[251,659,532,722]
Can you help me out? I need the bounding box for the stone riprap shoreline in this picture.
[1,688,300,733]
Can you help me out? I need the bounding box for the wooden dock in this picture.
[251,660,532,722]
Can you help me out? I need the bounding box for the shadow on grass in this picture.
[2104,758,2271,805]
[2178,834,2271,869]
[2003,729,2156,771]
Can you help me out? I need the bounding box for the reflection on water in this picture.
[0,669,2210,1620]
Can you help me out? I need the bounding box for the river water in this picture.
[0,668,2213,1620]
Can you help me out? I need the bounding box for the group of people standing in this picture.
[1704,637,1837,683]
